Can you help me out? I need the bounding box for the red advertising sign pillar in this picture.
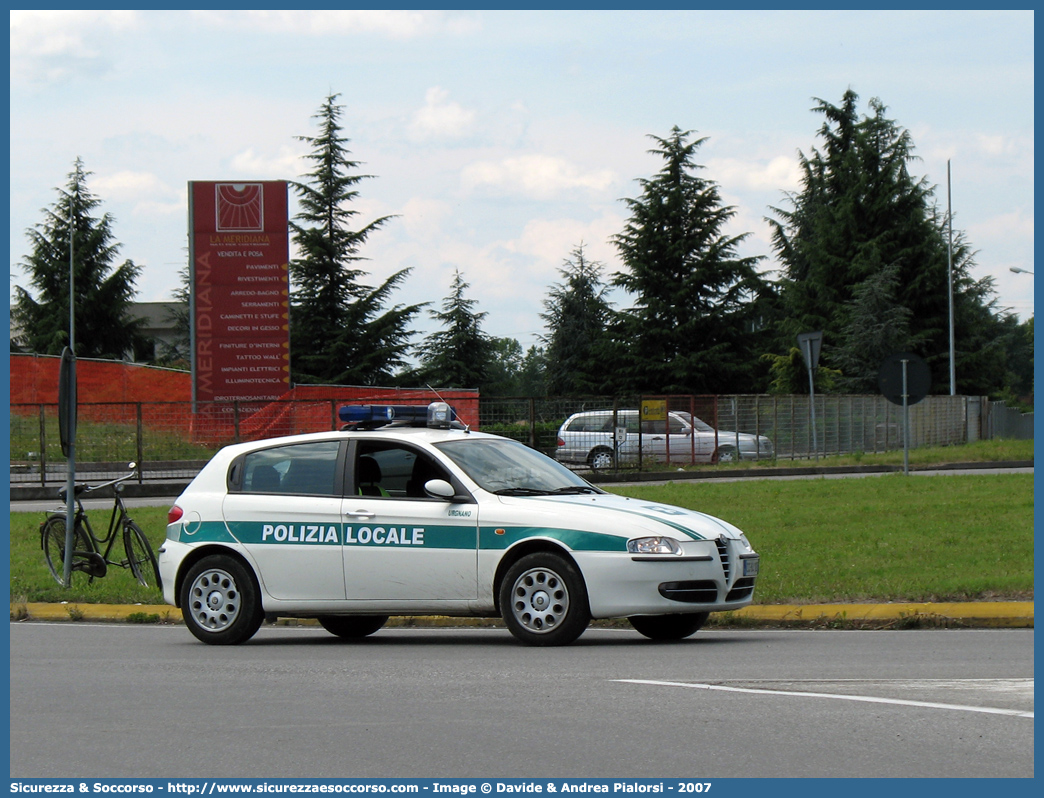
[189,181,291,407]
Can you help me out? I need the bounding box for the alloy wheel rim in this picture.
[189,568,241,632]
[510,567,569,634]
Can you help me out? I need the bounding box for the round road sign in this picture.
[877,352,932,406]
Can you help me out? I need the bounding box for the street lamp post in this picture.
[1010,267,1034,275]
[947,161,955,396]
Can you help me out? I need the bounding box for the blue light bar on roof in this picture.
[338,402,457,429]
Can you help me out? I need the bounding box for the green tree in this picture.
[1004,316,1034,401]
[760,348,841,395]
[768,90,1001,395]
[12,158,144,359]
[482,339,549,396]
[540,243,613,395]
[153,264,192,368]
[515,345,548,397]
[610,127,769,395]
[833,260,913,392]
[289,93,422,384]
[480,337,524,396]
[414,270,495,389]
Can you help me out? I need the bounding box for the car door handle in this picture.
[345,509,376,519]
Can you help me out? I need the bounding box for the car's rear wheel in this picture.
[588,448,615,471]
[499,552,590,646]
[317,615,389,639]
[181,555,264,645]
[629,612,709,640]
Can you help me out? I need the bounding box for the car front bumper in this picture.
[572,542,758,619]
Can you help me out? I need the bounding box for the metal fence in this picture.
[479,394,982,463]
[985,400,1035,440]
[11,393,1018,487]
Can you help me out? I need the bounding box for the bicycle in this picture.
[40,463,161,589]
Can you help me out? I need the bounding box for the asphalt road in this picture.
[9,623,1033,779]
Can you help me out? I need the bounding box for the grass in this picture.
[607,473,1034,604]
[9,506,169,605]
[676,438,1034,471]
[9,412,219,465]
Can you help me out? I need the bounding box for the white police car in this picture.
[160,403,759,646]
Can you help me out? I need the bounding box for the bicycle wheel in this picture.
[124,521,161,589]
[41,514,94,586]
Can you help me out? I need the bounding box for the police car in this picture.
[159,402,759,646]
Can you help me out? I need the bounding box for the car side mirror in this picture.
[424,479,458,500]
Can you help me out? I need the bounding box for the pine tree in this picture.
[833,261,913,392]
[768,90,1001,394]
[289,93,422,384]
[610,127,768,394]
[540,243,613,395]
[153,265,192,368]
[515,345,548,397]
[414,270,495,389]
[12,158,144,359]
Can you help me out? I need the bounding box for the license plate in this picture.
[742,557,760,577]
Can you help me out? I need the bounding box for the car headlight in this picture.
[627,536,682,555]
[738,534,754,553]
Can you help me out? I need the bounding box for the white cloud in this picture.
[969,209,1034,242]
[229,147,306,180]
[10,10,140,84]
[91,170,174,203]
[707,155,802,193]
[190,10,476,39]
[976,134,1016,158]
[133,199,188,219]
[410,87,476,140]
[398,197,453,243]
[461,154,617,200]
[503,215,623,271]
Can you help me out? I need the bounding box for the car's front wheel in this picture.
[181,555,264,645]
[317,615,389,639]
[629,612,709,640]
[588,448,615,471]
[499,553,590,646]
[714,445,738,464]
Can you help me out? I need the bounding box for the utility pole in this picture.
[947,160,956,395]
[62,179,79,587]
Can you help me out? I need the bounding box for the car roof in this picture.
[214,426,503,458]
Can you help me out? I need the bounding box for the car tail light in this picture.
[167,505,184,524]
[557,437,565,447]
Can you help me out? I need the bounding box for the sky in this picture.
[8,9,1036,359]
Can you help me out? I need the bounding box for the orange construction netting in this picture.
[10,354,480,445]
[10,353,192,405]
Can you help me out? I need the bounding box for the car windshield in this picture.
[435,437,601,495]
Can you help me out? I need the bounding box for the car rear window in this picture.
[240,441,342,496]
[567,415,612,432]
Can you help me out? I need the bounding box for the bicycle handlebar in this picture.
[57,466,139,499]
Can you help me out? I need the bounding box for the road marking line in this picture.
[614,679,1034,718]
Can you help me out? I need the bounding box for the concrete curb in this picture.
[11,601,1033,628]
